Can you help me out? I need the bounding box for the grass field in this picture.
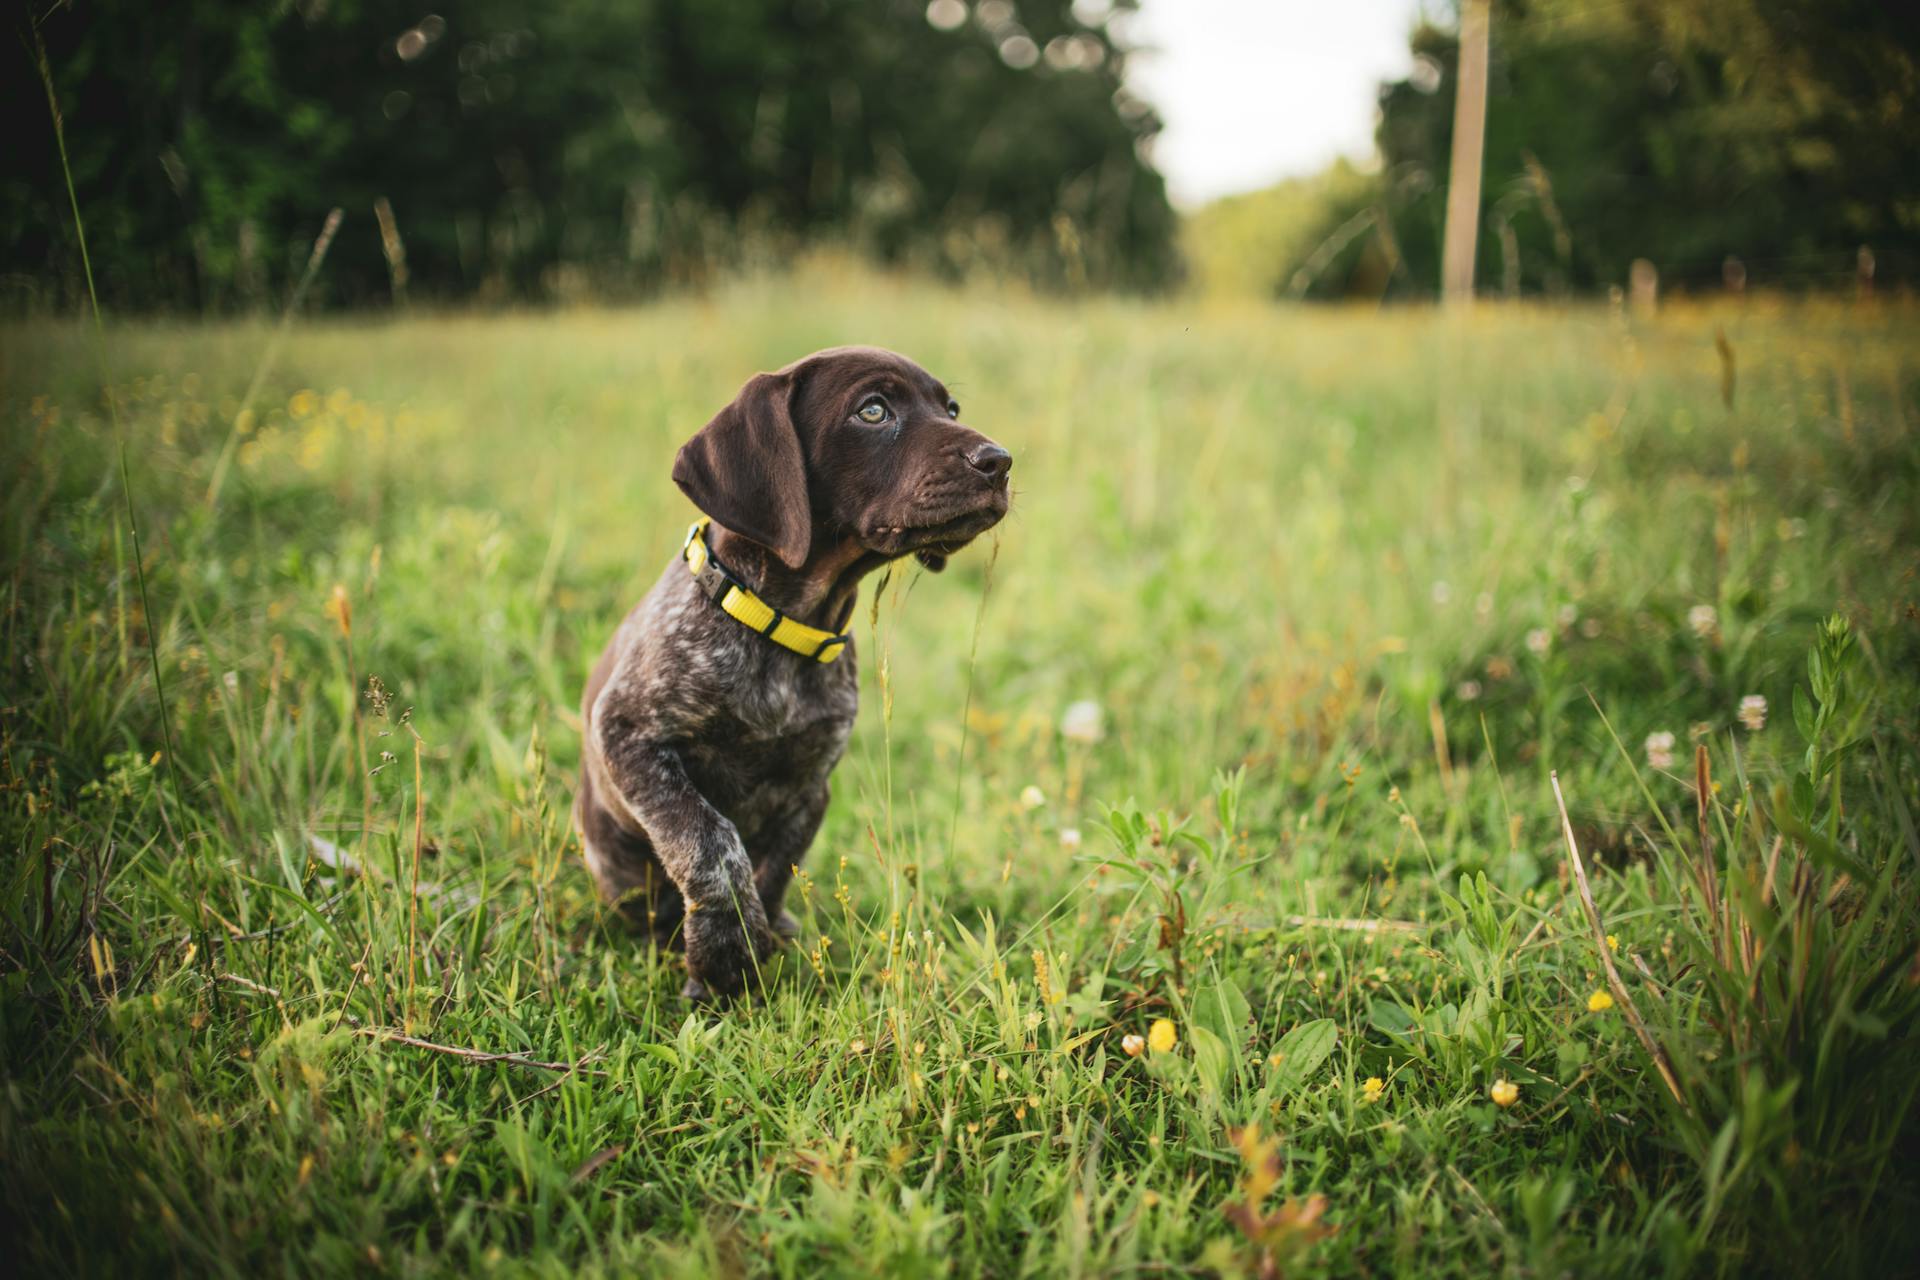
[3,273,1918,1277]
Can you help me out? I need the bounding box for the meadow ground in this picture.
[3,273,1918,1277]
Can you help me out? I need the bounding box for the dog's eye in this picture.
[947,400,961,419]
[855,397,889,425]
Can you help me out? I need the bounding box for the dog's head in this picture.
[672,346,1012,573]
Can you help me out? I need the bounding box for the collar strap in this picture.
[681,518,850,664]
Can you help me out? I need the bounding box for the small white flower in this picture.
[1738,695,1768,732]
[1525,628,1552,656]
[1431,580,1452,605]
[1456,680,1482,702]
[1556,604,1578,628]
[1058,827,1082,852]
[1688,604,1718,639]
[1645,730,1676,770]
[1060,700,1104,744]
[1019,784,1047,812]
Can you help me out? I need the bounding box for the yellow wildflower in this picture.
[1147,1019,1177,1054]
[1361,1076,1385,1102]
[1605,934,1619,952]
[1490,1079,1519,1108]
[1587,990,1614,1013]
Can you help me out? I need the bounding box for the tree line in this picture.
[4,0,1176,309]
[8,0,1915,308]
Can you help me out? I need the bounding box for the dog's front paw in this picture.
[683,906,776,1003]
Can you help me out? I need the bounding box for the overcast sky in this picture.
[1124,0,1428,207]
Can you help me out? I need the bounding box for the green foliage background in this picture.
[1185,0,1920,301]
[5,0,1176,308]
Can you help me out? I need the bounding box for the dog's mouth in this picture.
[866,500,1008,572]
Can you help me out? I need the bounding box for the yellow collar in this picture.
[681,518,851,664]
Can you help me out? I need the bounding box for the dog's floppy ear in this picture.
[672,371,812,570]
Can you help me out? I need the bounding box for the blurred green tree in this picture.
[1285,0,1920,299]
[5,0,1177,307]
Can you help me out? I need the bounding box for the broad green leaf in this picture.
[1194,974,1252,1052]
[1189,1024,1229,1096]
[1270,1019,1338,1093]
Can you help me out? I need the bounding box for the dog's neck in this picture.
[707,524,889,635]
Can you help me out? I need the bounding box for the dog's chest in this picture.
[680,642,857,811]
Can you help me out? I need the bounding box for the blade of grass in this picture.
[202,206,344,510]
[29,14,207,989]
[1551,769,1688,1112]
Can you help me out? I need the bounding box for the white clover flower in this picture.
[1456,680,1482,702]
[1738,694,1768,732]
[1525,628,1552,656]
[1019,785,1046,812]
[1644,730,1676,770]
[1557,604,1578,628]
[1058,827,1082,852]
[1060,700,1104,744]
[1688,604,1719,639]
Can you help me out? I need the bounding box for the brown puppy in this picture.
[575,347,1011,1000]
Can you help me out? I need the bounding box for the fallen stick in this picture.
[352,1027,611,1077]
[1277,914,1426,934]
[1550,771,1688,1111]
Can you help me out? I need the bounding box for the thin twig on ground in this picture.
[1279,914,1426,934]
[353,1028,611,1077]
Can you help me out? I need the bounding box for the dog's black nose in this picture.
[967,443,1012,483]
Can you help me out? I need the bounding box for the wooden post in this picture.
[1629,258,1658,317]
[1441,0,1491,305]
[375,197,409,309]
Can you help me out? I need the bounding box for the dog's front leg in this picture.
[601,738,774,1001]
[750,783,830,940]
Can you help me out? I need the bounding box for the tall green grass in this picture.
[2,278,1917,1276]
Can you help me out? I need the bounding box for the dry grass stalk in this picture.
[203,206,345,508]
[408,733,424,1026]
[1550,770,1689,1111]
